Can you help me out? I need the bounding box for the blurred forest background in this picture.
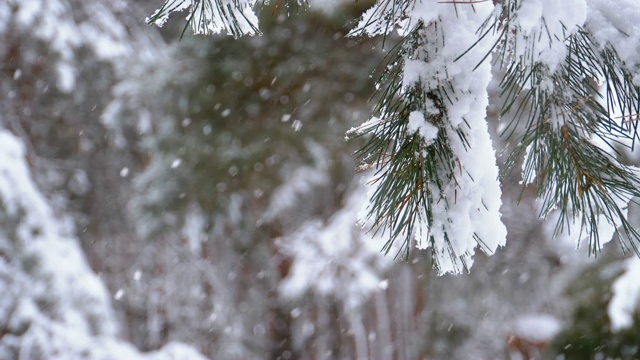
[2,0,640,359]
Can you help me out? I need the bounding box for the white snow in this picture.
[407,111,438,145]
[148,0,261,37]
[587,0,640,85]
[511,0,587,74]
[609,257,640,331]
[278,187,390,310]
[510,314,562,345]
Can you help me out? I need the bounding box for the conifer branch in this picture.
[146,0,640,268]
[488,0,640,251]
[350,23,478,270]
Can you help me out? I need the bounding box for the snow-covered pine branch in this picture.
[348,2,507,274]
[147,0,640,274]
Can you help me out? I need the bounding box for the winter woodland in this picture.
[2,0,640,359]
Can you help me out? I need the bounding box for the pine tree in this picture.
[147,0,640,274]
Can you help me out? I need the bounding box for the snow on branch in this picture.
[147,0,261,37]
[349,0,507,274]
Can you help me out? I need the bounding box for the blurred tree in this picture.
[0,0,205,358]
[105,2,399,357]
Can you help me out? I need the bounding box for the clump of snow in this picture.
[511,0,587,73]
[609,257,640,331]
[407,111,438,145]
[586,0,640,85]
[350,1,411,36]
[517,0,586,38]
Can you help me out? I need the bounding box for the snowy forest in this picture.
[3,0,640,359]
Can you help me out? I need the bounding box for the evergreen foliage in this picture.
[147,0,640,273]
[486,12,640,255]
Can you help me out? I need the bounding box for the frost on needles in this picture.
[148,0,640,274]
